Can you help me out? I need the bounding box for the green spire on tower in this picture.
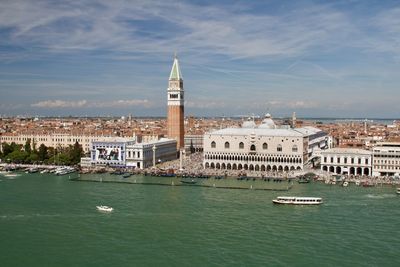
[169,53,182,80]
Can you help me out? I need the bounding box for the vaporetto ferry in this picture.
[272,196,323,205]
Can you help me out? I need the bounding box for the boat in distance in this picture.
[273,197,323,205]
[397,188,400,195]
[96,205,113,212]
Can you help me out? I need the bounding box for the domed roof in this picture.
[259,113,276,129]
[242,118,256,128]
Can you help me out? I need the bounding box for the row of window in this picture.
[374,160,399,164]
[205,154,302,164]
[324,157,369,165]
[211,141,298,152]
[375,166,400,170]
[374,154,400,158]
[204,162,302,171]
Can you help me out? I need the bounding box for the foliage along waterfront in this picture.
[0,139,83,166]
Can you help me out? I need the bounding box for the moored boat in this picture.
[342,181,349,187]
[122,173,132,178]
[55,167,76,176]
[273,196,323,205]
[396,188,400,195]
[181,179,197,185]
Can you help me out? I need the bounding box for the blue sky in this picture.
[0,0,400,118]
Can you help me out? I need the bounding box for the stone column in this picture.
[179,149,185,171]
[152,145,156,168]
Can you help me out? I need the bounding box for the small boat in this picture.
[342,181,349,187]
[298,177,310,184]
[362,182,375,187]
[56,167,76,176]
[122,173,132,178]
[40,169,49,174]
[181,179,197,185]
[396,188,400,195]
[96,206,113,212]
[26,168,39,174]
[273,196,323,205]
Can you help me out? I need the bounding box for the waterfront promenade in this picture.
[2,152,399,187]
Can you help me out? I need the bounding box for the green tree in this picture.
[8,150,29,163]
[69,141,83,165]
[32,139,37,153]
[2,142,19,157]
[38,144,48,162]
[26,153,39,163]
[24,139,32,154]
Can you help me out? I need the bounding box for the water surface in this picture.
[1,173,399,266]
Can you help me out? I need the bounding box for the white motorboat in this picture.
[55,167,76,176]
[396,188,400,195]
[342,181,349,187]
[96,205,113,212]
[273,196,323,205]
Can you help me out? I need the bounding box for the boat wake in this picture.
[365,194,396,199]
[0,213,102,220]
[2,174,21,179]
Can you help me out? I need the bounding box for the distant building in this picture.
[372,142,400,176]
[320,142,400,177]
[90,138,134,167]
[0,133,130,153]
[184,134,203,153]
[167,55,184,150]
[203,114,328,172]
[89,138,177,169]
[320,148,372,176]
[126,138,177,169]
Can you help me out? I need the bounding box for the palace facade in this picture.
[203,114,328,172]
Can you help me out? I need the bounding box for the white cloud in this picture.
[90,99,152,108]
[185,100,227,109]
[31,99,152,108]
[0,0,359,60]
[31,99,87,108]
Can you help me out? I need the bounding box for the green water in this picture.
[1,173,399,267]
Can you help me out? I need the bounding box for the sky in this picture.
[0,0,400,118]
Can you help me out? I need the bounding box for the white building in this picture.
[320,148,372,176]
[126,138,177,169]
[372,142,400,177]
[90,138,134,167]
[203,114,328,173]
[89,138,177,169]
[0,132,133,153]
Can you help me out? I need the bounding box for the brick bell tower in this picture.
[167,54,184,150]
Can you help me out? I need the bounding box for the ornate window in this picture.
[292,145,298,152]
[262,143,268,150]
[277,144,282,152]
[211,141,216,148]
[225,142,230,149]
[250,144,256,151]
[239,142,244,149]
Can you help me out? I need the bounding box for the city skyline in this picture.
[1,0,400,118]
